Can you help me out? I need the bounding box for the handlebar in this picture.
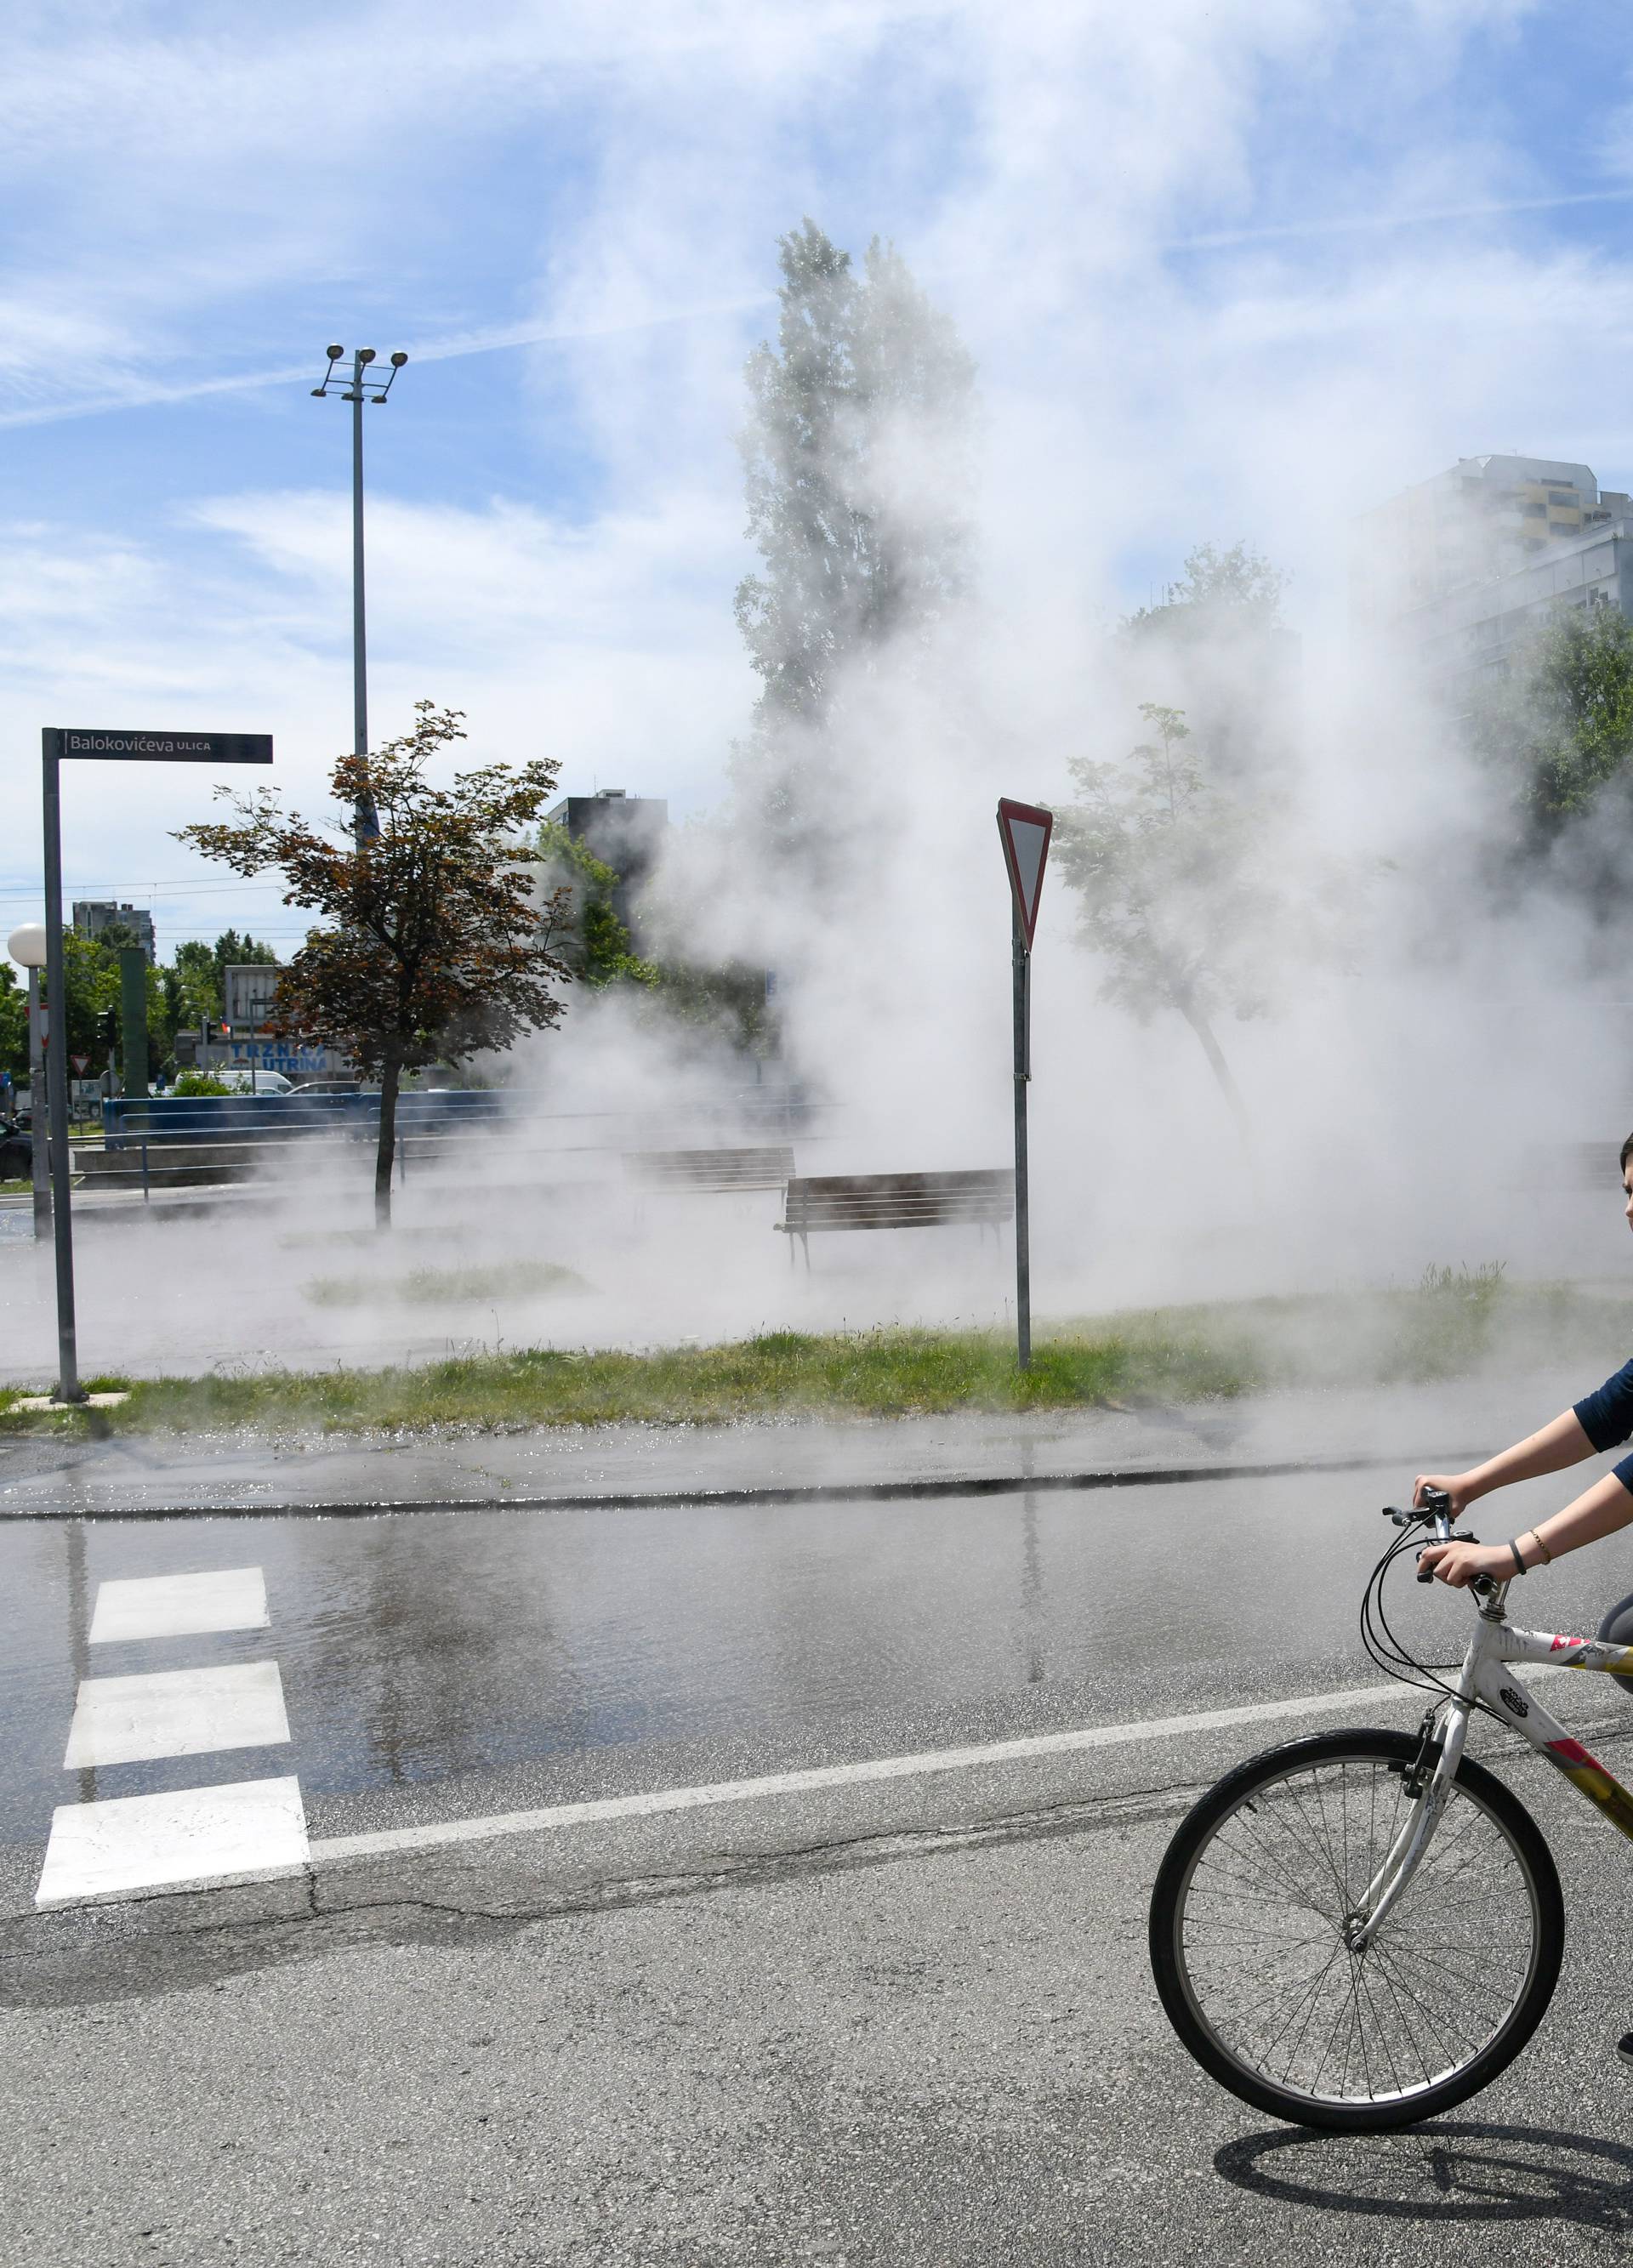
[1380,1492,1500,1600]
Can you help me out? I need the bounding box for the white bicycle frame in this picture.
[1351,1514,1633,1951]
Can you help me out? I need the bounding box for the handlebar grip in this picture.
[1416,1560,1435,1583]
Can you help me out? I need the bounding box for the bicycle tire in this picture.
[1149,1726,1564,2133]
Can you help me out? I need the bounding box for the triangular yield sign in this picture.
[997,798,1053,950]
[71,1055,89,1074]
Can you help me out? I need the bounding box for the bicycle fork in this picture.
[1346,1602,1504,1953]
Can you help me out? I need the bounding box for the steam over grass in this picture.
[4,1265,1630,1437]
[0,1322,1246,1435]
[303,1259,588,1307]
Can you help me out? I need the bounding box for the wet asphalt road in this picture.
[4,1459,1624,1881]
[9,1462,1633,2262]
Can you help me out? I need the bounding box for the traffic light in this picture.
[99,1007,118,1049]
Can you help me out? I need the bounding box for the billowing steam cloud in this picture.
[6,1,1633,1383]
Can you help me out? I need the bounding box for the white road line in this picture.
[36,1778,309,1907]
[88,1566,269,1645]
[309,1677,1431,1867]
[63,1661,292,1770]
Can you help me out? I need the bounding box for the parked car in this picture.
[291,1078,363,1096]
[0,1118,31,1178]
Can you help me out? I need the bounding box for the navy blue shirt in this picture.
[1574,1361,1633,1492]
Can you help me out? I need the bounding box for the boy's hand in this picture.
[1417,1538,1512,1588]
[1414,1472,1477,1516]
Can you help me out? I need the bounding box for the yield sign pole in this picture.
[996,799,1053,1370]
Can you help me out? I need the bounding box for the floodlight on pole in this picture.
[310,340,410,844]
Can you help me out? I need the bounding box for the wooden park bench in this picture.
[776,1169,1014,1266]
[623,1145,796,1195]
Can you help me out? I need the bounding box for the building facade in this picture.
[1352,454,1633,695]
[71,900,156,962]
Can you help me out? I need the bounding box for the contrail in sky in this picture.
[0,297,774,432]
[4,183,1629,430]
[1166,184,1633,252]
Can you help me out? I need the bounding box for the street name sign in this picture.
[37,720,275,1403]
[46,730,273,765]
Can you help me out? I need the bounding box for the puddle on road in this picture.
[3,1475,1617,1841]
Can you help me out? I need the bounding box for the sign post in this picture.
[40,728,272,1401]
[996,798,1053,1371]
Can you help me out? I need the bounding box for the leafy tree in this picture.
[0,964,26,1083]
[1122,540,1294,787]
[178,703,572,1225]
[212,929,279,993]
[534,821,658,990]
[162,940,224,1036]
[732,219,976,850]
[1466,603,1633,884]
[1055,703,1301,1175]
[1125,541,1288,643]
[155,931,282,1064]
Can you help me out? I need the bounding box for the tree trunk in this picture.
[1175,995,1262,1208]
[375,1045,401,1231]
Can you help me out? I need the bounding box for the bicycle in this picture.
[1148,1487,1633,2131]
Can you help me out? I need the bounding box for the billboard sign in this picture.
[224,963,282,1031]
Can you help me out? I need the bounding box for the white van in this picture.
[214,1068,295,1094]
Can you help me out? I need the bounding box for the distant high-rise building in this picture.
[1352,454,1633,695]
[72,900,156,963]
[545,790,669,946]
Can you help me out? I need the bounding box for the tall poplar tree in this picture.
[732,219,976,853]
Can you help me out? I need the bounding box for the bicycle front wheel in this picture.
[1149,1727,1563,2132]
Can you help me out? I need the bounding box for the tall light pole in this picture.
[311,344,408,845]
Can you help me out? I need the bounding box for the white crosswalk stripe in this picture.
[36,1780,309,1908]
[88,1566,269,1645]
[63,1662,292,1770]
[37,1565,307,1907]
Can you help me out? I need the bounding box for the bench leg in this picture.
[801,1231,811,1275]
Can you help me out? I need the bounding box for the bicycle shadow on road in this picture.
[1215,2123,1633,2233]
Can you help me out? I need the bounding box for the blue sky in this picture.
[4,0,1632,960]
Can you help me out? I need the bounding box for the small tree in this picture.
[178,703,572,1225]
[1055,703,1296,1178]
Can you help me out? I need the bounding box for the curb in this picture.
[0,1447,1482,1522]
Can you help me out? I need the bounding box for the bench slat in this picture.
[779,1169,1013,1234]
[625,1146,796,1193]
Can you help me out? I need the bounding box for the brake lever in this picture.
[1416,1532,1477,1583]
